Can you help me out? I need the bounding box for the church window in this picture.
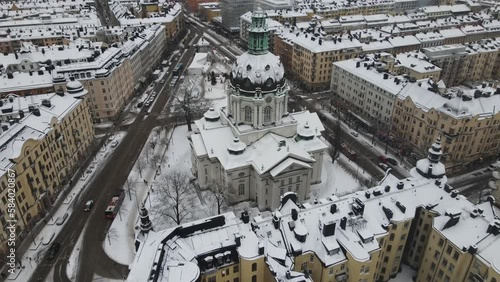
[238,184,245,196]
[244,106,252,122]
[264,106,272,122]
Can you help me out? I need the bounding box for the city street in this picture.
[27,24,201,282]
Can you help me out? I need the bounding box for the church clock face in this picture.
[265,96,272,103]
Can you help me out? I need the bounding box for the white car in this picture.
[110,140,119,148]
[350,131,359,137]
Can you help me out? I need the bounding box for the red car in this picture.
[378,155,387,164]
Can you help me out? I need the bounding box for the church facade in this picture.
[189,7,328,211]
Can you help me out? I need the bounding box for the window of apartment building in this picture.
[252,263,257,271]
[221,269,229,277]
[448,264,454,273]
[444,276,450,282]
[233,265,239,273]
[387,245,392,252]
[426,274,432,281]
[251,276,257,282]
[442,258,448,267]
[389,234,395,241]
[280,180,284,186]
[300,262,307,270]
[439,238,444,247]
[207,276,216,282]
[238,184,244,196]
[404,222,410,229]
[431,262,436,270]
[453,251,459,261]
[446,246,452,255]
[233,278,239,282]
[401,234,407,241]
[434,250,440,259]
[101,81,104,85]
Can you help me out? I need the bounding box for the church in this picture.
[189,7,328,211]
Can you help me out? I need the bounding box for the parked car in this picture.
[84,200,94,212]
[47,242,61,260]
[110,140,119,148]
[160,79,166,84]
[137,102,143,108]
[350,131,359,137]
[145,102,151,107]
[379,163,390,171]
[386,157,398,166]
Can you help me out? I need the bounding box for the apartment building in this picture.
[330,54,407,127]
[422,39,500,87]
[220,0,255,33]
[0,82,94,259]
[116,2,184,42]
[55,47,134,122]
[55,25,165,122]
[198,2,221,22]
[184,0,216,13]
[130,140,500,282]
[393,82,500,171]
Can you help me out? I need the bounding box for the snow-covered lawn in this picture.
[7,132,127,281]
[309,152,367,200]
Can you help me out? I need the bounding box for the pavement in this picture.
[26,25,202,282]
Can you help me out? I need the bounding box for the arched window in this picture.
[238,184,245,196]
[252,275,257,282]
[252,263,257,271]
[244,106,252,122]
[491,279,497,282]
[264,106,272,123]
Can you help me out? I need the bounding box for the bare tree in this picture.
[330,119,343,164]
[123,178,136,201]
[151,155,164,169]
[135,158,147,178]
[150,139,157,150]
[208,182,234,215]
[177,75,212,131]
[153,171,195,225]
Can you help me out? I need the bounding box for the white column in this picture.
[275,101,280,122]
[236,100,241,123]
[259,105,264,126]
[284,96,288,114]
[253,105,258,127]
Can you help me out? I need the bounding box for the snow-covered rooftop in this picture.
[0,91,85,173]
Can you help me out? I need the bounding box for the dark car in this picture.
[386,157,398,166]
[47,242,61,260]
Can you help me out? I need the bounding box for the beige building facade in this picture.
[0,82,94,260]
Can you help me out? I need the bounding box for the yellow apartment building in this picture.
[0,81,94,259]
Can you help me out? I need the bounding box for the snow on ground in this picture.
[389,264,416,281]
[203,75,227,100]
[7,132,127,281]
[66,224,85,281]
[309,151,366,200]
[94,121,114,129]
